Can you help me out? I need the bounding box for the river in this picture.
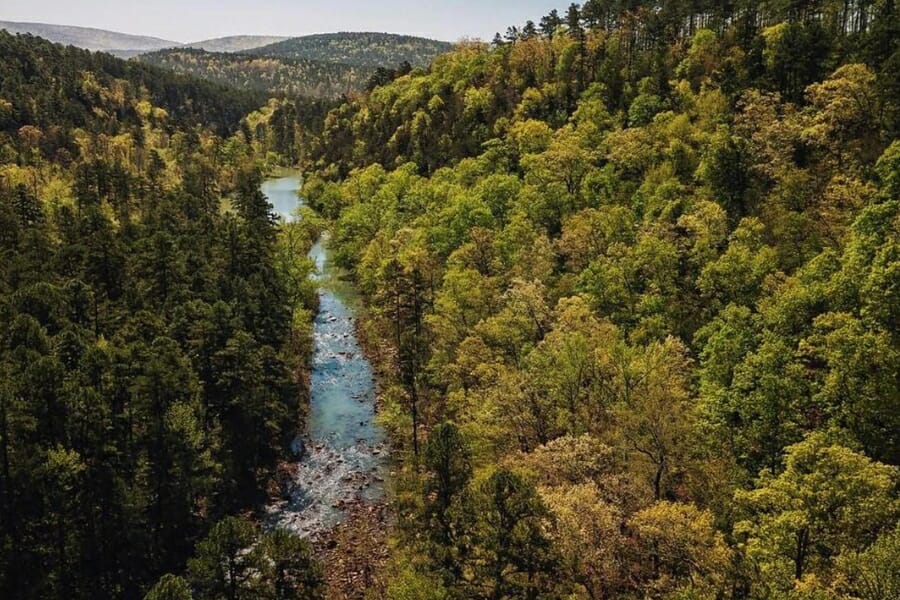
[261,174,387,537]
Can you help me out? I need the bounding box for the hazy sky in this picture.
[1,0,561,42]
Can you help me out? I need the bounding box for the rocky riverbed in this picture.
[262,176,389,539]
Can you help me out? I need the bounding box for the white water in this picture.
[261,174,387,537]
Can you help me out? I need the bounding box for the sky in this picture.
[1,0,561,43]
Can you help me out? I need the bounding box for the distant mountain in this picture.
[184,35,290,53]
[0,23,453,70]
[249,32,453,68]
[0,20,177,56]
[1,24,455,99]
[138,48,374,98]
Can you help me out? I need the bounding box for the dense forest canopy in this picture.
[0,30,325,599]
[1,0,899,598]
[247,32,454,68]
[0,32,265,138]
[308,0,899,175]
[300,0,900,598]
[138,48,377,99]
[138,32,456,100]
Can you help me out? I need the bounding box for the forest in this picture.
[0,0,898,598]
[0,29,325,599]
[246,33,454,68]
[137,34,454,101]
[138,48,376,99]
[301,0,900,598]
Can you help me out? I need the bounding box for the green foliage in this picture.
[139,49,375,99]
[468,469,560,599]
[422,422,472,583]
[186,518,323,600]
[835,525,900,600]
[248,32,453,68]
[734,433,899,596]
[261,529,324,600]
[144,575,193,600]
[4,1,900,599]
[0,31,262,138]
[303,2,900,599]
[0,33,318,600]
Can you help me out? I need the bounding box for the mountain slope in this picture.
[0,31,263,136]
[138,48,373,98]
[249,32,453,67]
[301,2,900,599]
[0,20,177,54]
[184,35,290,53]
[0,28,320,600]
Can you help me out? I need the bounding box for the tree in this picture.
[540,10,563,39]
[835,525,900,600]
[374,235,435,460]
[469,469,560,599]
[145,575,193,600]
[734,434,899,595]
[261,529,324,600]
[187,517,265,600]
[422,422,473,583]
[804,312,900,465]
[697,218,779,310]
[874,140,900,198]
[543,483,626,599]
[524,296,618,436]
[615,337,695,501]
[630,501,731,597]
[804,64,879,167]
[698,127,753,222]
[726,337,810,476]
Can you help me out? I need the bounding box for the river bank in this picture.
[261,174,393,598]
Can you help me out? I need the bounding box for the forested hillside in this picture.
[0,32,265,138]
[0,31,326,599]
[2,1,900,598]
[249,32,453,68]
[138,48,374,98]
[301,1,900,598]
[139,32,457,100]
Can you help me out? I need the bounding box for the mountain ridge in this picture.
[0,19,178,54]
[183,35,291,53]
[249,31,454,67]
[0,21,453,62]
[138,47,375,99]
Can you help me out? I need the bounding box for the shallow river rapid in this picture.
[261,174,387,537]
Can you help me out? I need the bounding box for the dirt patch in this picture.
[313,501,392,600]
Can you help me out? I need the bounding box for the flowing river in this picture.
[261,174,387,537]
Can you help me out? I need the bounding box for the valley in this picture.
[261,174,388,539]
[0,2,899,600]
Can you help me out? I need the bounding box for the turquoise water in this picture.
[261,174,304,222]
[262,174,387,536]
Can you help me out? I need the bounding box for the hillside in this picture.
[0,31,264,136]
[137,32,456,99]
[183,34,290,53]
[301,1,900,599]
[0,20,177,55]
[249,32,453,67]
[0,22,289,57]
[2,2,900,600]
[138,47,374,98]
[0,28,328,599]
